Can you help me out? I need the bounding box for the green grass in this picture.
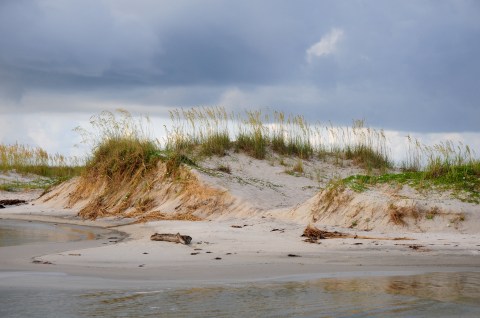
[341,161,480,203]
[0,178,58,192]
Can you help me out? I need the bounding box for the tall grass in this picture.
[163,107,391,169]
[72,110,165,219]
[75,109,160,182]
[344,138,480,203]
[165,107,230,156]
[0,143,83,179]
[401,137,479,178]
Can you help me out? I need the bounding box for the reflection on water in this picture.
[1,272,479,317]
[0,220,96,247]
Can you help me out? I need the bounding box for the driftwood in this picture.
[302,225,414,243]
[302,225,348,241]
[150,232,192,245]
[0,199,27,206]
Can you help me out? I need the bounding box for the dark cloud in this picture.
[0,0,479,133]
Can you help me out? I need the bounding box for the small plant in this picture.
[350,220,358,228]
[279,157,288,166]
[365,217,371,231]
[292,159,304,174]
[425,207,439,220]
[388,203,407,226]
[450,213,466,223]
[217,164,231,174]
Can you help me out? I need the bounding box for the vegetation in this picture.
[340,142,480,203]
[2,107,477,208]
[0,143,83,190]
[75,110,160,182]
[164,107,391,170]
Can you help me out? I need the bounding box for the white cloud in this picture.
[306,28,344,63]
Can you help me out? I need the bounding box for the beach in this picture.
[1,151,479,316]
[1,201,479,287]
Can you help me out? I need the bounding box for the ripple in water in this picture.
[1,272,479,317]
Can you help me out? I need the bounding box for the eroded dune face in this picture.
[39,160,245,221]
[38,151,479,235]
[290,183,479,234]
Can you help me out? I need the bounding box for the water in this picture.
[0,272,479,317]
[0,219,97,247]
[1,220,479,317]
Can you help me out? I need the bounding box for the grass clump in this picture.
[235,110,268,159]
[85,137,159,181]
[77,110,160,182]
[285,159,304,176]
[73,110,165,218]
[343,120,391,171]
[0,143,83,187]
[166,107,231,156]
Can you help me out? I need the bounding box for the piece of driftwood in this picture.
[0,199,27,206]
[150,233,192,245]
[302,225,349,241]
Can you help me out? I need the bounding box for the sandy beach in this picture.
[1,154,479,317]
[1,170,479,289]
[1,151,479,288]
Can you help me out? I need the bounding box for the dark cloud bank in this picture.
[0,0,479,133]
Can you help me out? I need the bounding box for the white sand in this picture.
[1,155,479,287]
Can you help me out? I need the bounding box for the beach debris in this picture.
[288,254,301,257]
[302,225,348,243]
[32,260,53,265]
[408,244,426,251]
[0,199,27,206]
[231,224,250,228]
[142,252,149,254]
[68,253,81,256]
[150,232,192,245]
[139,264,145,267]
[191,252,199,255]
[395,243,430,252]
[214,257,222,260]
[271,228,285,233]
[0,205,4,209]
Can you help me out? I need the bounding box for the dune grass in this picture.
[0,143,83,191]
[3,107,477,205]
[340,141,480,203]
[164,107,391,170]
[75,110,162,182]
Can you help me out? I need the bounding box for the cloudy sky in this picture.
[0,0,479,157]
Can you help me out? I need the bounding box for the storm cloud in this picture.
[0,0,479,140]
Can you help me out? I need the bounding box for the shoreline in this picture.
[1,208,480,289]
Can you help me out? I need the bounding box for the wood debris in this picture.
[150,233,192,245]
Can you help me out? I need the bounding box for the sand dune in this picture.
[1,152,479,281]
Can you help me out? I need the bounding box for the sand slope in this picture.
[31,152,479,234]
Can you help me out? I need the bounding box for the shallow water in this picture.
[1,272,479,317]
[0,219,97,247]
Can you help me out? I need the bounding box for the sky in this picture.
[0,0,479,158]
